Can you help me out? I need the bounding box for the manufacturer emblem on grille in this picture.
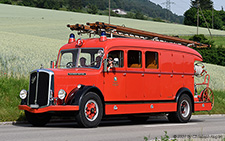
[31,76,36,84]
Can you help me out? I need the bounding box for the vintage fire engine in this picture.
[18,22,214,127]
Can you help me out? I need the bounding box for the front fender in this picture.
[66,86,103,108]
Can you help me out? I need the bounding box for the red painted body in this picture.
[19,37,212,115]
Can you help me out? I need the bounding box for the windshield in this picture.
[57,48,104,69]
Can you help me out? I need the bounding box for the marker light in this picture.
[20,89,27,99]
[99,31,107,42]
[68,33,75,44]
[58,89,66,100]
[77,84,84,89]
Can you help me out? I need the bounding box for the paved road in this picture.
[0,115,224,141]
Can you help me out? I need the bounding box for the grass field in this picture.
[0,4,224,87]
[194,63,225,91]
[1,4,225,76]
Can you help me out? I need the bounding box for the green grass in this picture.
[211,36,225,48]
[194,91,225,115]
[0,76,28,121]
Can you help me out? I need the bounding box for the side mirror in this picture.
[50,61,55,68]
[113,58,119,66]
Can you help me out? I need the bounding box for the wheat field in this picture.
[0,4,224,90]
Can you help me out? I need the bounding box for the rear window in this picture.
[145,51,158,69]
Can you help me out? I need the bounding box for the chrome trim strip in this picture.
[34,72,39,105]
[68,73,86,76]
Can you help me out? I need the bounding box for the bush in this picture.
[189,34,225,66]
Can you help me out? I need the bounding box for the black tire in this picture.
[168,94,192,123]
[128,115,149,123]
[75,92,103,128]
[25,111,51,127]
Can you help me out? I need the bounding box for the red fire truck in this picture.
[19,22,213,127]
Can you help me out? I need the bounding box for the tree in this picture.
[87,4,98,14]
[184,7,197,26]
[191,0,213,10]
[184,7,224,30]
[135,11,146,20]
[68,0,82,11]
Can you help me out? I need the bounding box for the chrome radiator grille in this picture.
[28,70,54,107]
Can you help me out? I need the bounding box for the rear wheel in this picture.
[75,92,103,128]
[168,94,192,123]
[25,111,51,127]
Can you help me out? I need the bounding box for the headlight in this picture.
[58,89,66,100]
[20,89,27,99]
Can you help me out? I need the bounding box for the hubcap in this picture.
[180,100,190,118]
[84,100,99,121]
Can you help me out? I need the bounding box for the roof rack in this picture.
[67,22,210,48]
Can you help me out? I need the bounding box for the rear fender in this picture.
[175,87,194,112]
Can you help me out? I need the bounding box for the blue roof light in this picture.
[101,31,106,36]
[99,31,107,42]
[68,33,75,44]
[70,33,75,38]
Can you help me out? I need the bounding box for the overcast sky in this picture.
[150,0,225,16]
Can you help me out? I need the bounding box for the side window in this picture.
[128,50,142,68]
[108,50,124,67]
[145,51,158,69]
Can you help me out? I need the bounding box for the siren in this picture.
[68,33,75,44]
[99,31,107,42]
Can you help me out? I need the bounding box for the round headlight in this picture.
[58,89,66,100]
[20,89,27,99]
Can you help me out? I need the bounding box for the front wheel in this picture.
[25,111,51,127]
[75,92,103,128]
[168,94,192,123]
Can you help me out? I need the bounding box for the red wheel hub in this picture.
[85,101,98,121]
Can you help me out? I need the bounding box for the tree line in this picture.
[184,0,225,30]
[0,0,183,23]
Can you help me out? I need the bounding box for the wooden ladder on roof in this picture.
[67,22,210,48]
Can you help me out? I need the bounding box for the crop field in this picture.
[194,63,225,91]
[0,4,225,90]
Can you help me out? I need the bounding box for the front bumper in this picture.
[18,105,79,113]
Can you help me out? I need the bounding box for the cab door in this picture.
[103,50,126,101]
